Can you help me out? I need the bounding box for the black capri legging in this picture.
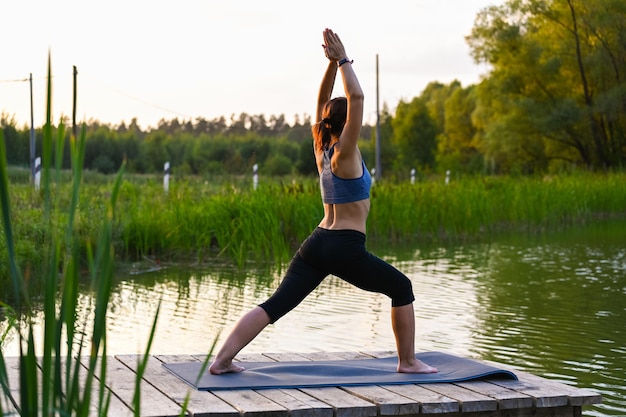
[259,227,415,323]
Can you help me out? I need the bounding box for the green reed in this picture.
[368,173,626,242]
[0,56,169,416]
[115,178,322,268]
[2,167,626,287]
[112,171,626,266]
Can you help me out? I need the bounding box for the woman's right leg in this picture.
[209,306,271,374]
[210,240,327,375]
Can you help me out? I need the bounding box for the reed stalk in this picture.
[0,54,166,416]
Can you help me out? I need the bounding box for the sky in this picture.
[0,0,501,130]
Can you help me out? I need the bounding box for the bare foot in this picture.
[209,360,245,375]
[397,359,438,374]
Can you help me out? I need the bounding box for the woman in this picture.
[209,28,437,375]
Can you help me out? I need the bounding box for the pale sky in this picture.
[1,0,500,129]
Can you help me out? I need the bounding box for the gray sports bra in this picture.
[319,143,372,204]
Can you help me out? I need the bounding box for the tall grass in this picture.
[0,55,164,416]
[368,173,626,241]
[113,171,626,263]
[2,170,626,290]
[118,179,321,267]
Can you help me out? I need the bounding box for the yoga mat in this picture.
[163,351,517,391]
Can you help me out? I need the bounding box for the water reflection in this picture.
[1,220,624,416]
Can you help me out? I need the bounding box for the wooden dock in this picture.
[2,351,601,417]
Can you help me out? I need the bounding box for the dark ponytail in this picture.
[312,97,347,152]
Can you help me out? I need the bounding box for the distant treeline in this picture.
[2,0,624,176]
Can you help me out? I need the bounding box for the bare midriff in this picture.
[318,198,370,234]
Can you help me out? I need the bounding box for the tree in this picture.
[391,98,438,174]
[467,0,626,171]
[437,85,482,173]
[1,113,29,166]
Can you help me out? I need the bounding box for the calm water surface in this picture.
[2,220,625,416]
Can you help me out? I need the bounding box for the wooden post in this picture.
[72,65,78,139]
[164,162,170,193]
[34,157,41,190]
[29,73,35,184]
[375,54,381,181]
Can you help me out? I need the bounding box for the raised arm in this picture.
[322,29,364,152]
[316,60,337,123]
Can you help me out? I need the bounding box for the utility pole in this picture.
[29,73,35,184]
[72,65,78,139]
[375,54,381,181]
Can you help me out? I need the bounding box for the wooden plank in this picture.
[211,389,289,417]
[62,356,134,417]
[269,352,377,417]
[268,350,413,416]
[262,352,311,362]
[199,352,289,417]
[421,382,497,413]
[341,385,420,416]
[80,355,182,417]
[232,353,275,363]
[258,389,334,417]
[5,355,132,417]
[365,350,459,414]
[299,351,347,361]
[487,376,569,408]
[407,405,579,417]
[454,380,534,410]
[300,351,420,416]
[381,383,459,414]
[235,353,334,417]
[123,354,240,417]
[484,359,602,407]
[257,352,335,417]
[300,386,377,417]
[499,368,601,407]
[322,351,377,360]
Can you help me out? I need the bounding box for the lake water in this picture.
[2,219,625,416]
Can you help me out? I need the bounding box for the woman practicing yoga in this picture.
[209,28,437,375]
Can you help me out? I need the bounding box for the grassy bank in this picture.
[2,171,625,292]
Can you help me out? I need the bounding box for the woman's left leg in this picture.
[391,303,438,373]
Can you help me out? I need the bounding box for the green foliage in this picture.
[438,85,482,173]
[392,97,438,173]
[467,0,626,171]
[263,153,293,176]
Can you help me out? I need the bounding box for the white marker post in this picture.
[370,168,376,185]
[164,162,170,193]
[445,170,451,185]
[253,163,258,190]
[411,168,416,184]
[34,157,41,191]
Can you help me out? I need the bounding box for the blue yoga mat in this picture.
[163,351,517,391]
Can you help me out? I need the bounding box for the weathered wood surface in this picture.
[3,351,601,417]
